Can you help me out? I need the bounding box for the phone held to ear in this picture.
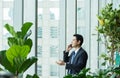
[68,44,72,48]
[70,44,72,48]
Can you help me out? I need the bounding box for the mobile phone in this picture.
[69,44,72,48]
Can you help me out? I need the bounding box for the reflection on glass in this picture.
[50,0,59,1]
[37,65,42,76]
[37,46,42,57]
[3,8,13,20]
[2,0,14,50]
[77,0,83,1]
[50,65,58,76]
[50,27,58,38]
[3,0,14,1]
[37,0,60,77]
[77,7,85,20]
[50,8,59,20]
[37,27,42,38]
[77,26,85,35]
[3,28,10,49]
[50,45,58,57]
[38,8,43,20]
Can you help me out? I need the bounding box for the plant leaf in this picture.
[21,22,33,38]
[18,57,37,73]
[6,45,30,65]
[64,74,72,78]
[12,56,26,74]
[8,37,18,47]
[26,74,39,78]
[16,31,23,38]
[24,39,33,51]
[4,24,17,37]
[0,50,15,73]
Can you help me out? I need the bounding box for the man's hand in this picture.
[66,44,72,52]
[56,60,65,65]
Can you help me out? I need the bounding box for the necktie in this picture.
[68,51,75,74]
[71,51,75,64]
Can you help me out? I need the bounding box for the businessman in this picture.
[56,34,88,75]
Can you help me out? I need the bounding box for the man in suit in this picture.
[56,34,88,75]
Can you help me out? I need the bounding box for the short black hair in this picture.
[73,34,83,46]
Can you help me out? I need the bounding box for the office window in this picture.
[37,46,42,57]
[1,0,14,50]
[50,0,59,1]
[77,7,85,20]
[37,0,60,78]
[50,27,58,38]
[50,8,59,20]
[38,8,43,20]
[3,8,13,20]
[37,27,42,38]
[3,0,14,1]
[50,65,58,76]
[50,45,58,57]
[37,65,42,76]
[38,0,42,1]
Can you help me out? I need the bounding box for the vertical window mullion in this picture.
[0,0,2,50]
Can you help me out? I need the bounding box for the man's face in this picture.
[71,36,80,48]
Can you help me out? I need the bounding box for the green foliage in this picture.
[97,3,120,43]
[26,74,39,78]
[97,3,120,65]
[0,50,14,73]
[6,45,30,65]
[64,68,93,78]
[0,22,38,77]
[4,22,33,48]
[4,24,17,37]
[18,57,37,73]
[64,66,120,78]
[99,53,112,66]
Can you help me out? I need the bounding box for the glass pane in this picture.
[37,27,42,38]
[50,0,59,1]
[50,65,58,76]
[50,45,58,57]
[3,0,14,1]
[37,0,60,78]
[37,46,42,57]
[50,27,58,38]
[77,0,85,38]
[37,65,42,76]
[3,8,13,20]
[50,8,59,20]
[1,0,14,50]
[38,8,43,20]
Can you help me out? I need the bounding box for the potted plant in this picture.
[0,22,38,78]
[97,3,120,65]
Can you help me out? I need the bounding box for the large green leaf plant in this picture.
[0,22,38,78]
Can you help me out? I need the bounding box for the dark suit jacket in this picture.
[63,47,88,74]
